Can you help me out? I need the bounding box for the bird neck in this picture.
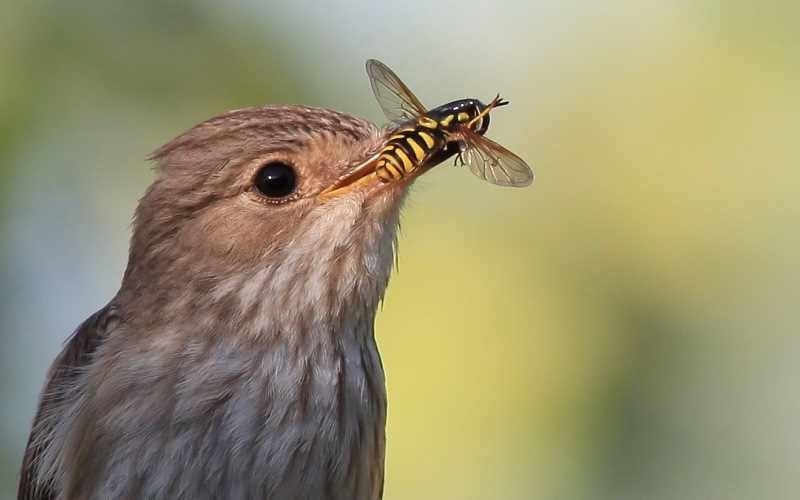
[99,209,399,497]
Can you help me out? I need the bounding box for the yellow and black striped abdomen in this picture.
[375,123,446,182]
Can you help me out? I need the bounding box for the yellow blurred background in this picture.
[2,1,799,498]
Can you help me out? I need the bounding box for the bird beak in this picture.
[319,152,383,198]
[318,142,460,199]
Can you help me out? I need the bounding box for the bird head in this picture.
[119,105,424,334]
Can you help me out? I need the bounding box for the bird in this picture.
[17,104,440,499]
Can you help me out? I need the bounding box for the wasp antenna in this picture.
[489,94,508,108]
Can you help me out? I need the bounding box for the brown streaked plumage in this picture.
[19,104,437,499]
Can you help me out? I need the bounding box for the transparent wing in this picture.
[365,59,428,123]
[459,127,534,187]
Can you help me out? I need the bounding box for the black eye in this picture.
[253,162,297,198]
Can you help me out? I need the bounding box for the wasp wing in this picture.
[365,59,428,124]
[459,127,534,187]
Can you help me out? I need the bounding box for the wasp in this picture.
[366,59,533,188]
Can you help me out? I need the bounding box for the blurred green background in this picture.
[2,1,799,498]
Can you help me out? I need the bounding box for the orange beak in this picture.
[319,152,382,198]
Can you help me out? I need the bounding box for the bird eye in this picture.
[253,162,297,198]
